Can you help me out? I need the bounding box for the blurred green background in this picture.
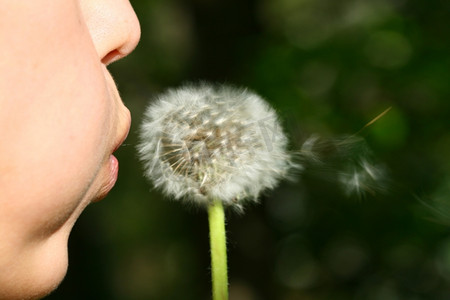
[47,0,450,299]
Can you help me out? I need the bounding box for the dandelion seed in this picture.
[137,83,293,210]
[298,135,387,198]
[338,159,387,198]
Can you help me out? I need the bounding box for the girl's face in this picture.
[0,0,140,298]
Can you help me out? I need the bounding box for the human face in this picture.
[0,0,140,299]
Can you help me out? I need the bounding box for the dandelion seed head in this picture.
[138,83,292,210]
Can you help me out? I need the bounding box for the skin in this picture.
[0,0,140,299]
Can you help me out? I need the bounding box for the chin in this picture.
[28,262,68,300]
[0,260,68,300]
[29,228,72,299]
[0,233,70,300]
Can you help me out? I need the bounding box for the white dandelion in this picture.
[138,83,292,210]
[138,83,293,300]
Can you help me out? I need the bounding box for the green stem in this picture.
[208,200,229,300]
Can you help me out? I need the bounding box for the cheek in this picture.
[1,32,113,243]
[21,67,112,237]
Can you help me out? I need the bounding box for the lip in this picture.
[102,111,131,194]
[94,115,130,202]
[94,154,120,202]
[113,116,131,153]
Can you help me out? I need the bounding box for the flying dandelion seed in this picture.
[137,83,293,210]
[298,134,388,199]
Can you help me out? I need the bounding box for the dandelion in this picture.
[137,83,292,300]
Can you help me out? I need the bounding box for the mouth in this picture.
[93,109,132,202]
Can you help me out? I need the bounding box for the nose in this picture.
[80,0,141,65]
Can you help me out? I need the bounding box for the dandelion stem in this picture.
[208,200,229,300]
